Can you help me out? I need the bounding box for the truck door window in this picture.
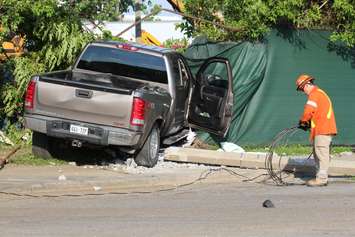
[178,59,189,87]
[171,56,181,86]
[202,63,228,89]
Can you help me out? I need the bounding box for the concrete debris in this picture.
[97,151,215,175]
[58,175,67,181]
[68,162,77,166]
[125,158,138,168]
[158,150,165,161]
[93,186,102,191]
[0,131,14,146]
[109,160,210,176]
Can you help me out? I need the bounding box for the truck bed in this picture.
[35,70,147,129]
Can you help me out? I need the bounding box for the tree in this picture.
[180,0,355,47]
[0,0,135,121]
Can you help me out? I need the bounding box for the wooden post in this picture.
[135,0,142,43]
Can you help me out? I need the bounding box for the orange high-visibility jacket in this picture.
[300,86,337,141]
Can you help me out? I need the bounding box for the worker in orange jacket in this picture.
[296,74,337,187]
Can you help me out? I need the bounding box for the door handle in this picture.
[200,85,206,100]
[75,89,93,99]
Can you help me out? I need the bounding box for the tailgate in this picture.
[35,80,133,129]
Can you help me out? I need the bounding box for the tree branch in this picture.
[115,7,242,38]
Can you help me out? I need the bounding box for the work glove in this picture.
[298,120,310,131]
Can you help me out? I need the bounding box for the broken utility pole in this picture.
[135,0,142,43]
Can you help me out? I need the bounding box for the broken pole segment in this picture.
[164,147,355,176]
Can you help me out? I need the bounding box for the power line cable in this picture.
[265,126,314,186]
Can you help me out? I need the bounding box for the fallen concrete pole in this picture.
[164,147,355,176]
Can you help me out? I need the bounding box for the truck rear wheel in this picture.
[134,125,160,168]
[32,131,53,159]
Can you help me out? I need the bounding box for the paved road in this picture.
[1,181,355,237]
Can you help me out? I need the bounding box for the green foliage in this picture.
[1,57,45,118]
[180,0,355,47]
[39,22,93,70]
[2,123,32,146]
[101,30,127,42]
[0,0,133,123]
[163,38,189,53]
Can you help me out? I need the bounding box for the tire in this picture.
[32,131,53,159]
[134,125,160,168]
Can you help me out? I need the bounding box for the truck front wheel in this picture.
[134,125,160,168]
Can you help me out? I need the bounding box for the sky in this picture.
[152,0,174,9]
[125,0,178,16]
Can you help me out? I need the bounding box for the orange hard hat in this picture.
[295,74,314,91]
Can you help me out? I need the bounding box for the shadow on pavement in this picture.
[51,143,129,166]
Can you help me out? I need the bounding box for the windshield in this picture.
[76,45,168,84]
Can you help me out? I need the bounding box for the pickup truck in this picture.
[24,41,234,167]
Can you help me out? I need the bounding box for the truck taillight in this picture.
[25,79,36,109]
[130,98,145,126]
[117,43,138,51]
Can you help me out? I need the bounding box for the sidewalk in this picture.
[0,161,266,197]
[1,149,354,197]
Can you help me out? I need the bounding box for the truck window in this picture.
[178,59,189,87]
[170,55,189,87]
[202,62,229,89]
[76,45,168,84]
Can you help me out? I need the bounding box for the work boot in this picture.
[306,178,328,187]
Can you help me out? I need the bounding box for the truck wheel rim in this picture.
[150,129,159,159]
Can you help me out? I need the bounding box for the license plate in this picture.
[69,125,89,136]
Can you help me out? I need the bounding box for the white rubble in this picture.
[93,186,102,191]
[220,142,245,153]
[182,129,196,147]
[101,151,214,175]
[58,175,67,181]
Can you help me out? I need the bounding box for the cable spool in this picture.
[265,126,312,186]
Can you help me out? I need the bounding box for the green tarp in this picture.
[184,29,355,146]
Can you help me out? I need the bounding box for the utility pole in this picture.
[135,0,142,43]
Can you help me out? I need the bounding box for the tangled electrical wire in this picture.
[265,126,312,186]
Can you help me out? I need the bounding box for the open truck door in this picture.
[187,57,233,137]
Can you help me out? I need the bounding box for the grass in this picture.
[0,144,67,166]
[244,144,352,156]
